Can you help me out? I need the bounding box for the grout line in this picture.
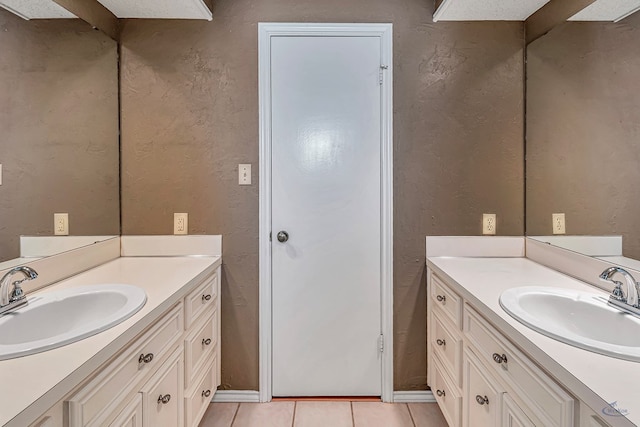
[229,402,241,427]
[406,403,417,427]
[291,401,297,427]
[350,401,356,427]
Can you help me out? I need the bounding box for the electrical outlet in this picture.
[54,213,69,235]
[552,213,566,234]
[483,213,497,235]
[239,164,251,185]
[174,213,188,235]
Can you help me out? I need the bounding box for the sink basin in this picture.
[500,286,640,362]
[0,284,146,360]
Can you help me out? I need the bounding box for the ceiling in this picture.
[569,0,640,22]
[95,0,211,20]
[434,0,552,21]
[0,0,75,19]
[0,0,211,20]
[434,0,640,22]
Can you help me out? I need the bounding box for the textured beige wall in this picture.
[120,0,524,390]
[0,10,120,262]
[527,14,640,259]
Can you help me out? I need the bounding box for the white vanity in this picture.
[0,236,222,427]
[426,237,638,427]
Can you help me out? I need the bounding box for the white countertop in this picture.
[0,256,221,427]
[427,257,638,427]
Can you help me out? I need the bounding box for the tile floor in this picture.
[199,401,448,427]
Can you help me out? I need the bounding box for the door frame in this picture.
[258,22,393,403]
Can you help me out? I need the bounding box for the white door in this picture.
[271,35,383,396]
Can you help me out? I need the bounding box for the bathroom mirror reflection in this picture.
[0,9,120,265]
[526,13,640,269]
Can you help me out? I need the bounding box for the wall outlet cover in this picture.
[54,213,69,235]
[552,213,566,234]
[174,213,188,235]
[482,213,497,235]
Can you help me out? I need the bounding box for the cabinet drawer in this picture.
[432,353,461,427]
[431,311,462,386]
[464,305,573,427]
[185,273,218,329]
[185,311,217,387]
[68,303,184,427]
[29,402,63,427]
[464,349,500,427]
[140,347,184,427]
[108,394,142,427]
[185,356,216,427]
[431,274,462,328]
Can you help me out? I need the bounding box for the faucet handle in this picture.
[9,283,26,303]
[610,280,626,302]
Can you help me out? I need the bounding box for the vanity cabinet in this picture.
[28,267,222,427]
[428,272,575,427]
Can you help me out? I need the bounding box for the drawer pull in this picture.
[202,389,212,398]
[202,294,212,302]
[138,353,154,364]
[436,295,446,303]
[475,395,489,405]
[436,389,446,397]
[492,353,508,364]
[157,394,171,404]
[436,339,446,346]
[202,338,212,346]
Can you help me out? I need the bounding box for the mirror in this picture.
[526,14,640,269]
[0,9,120,265]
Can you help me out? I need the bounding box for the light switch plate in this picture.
[239,164,251,185]
[54,213,69,235]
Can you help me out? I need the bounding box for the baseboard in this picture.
[211,390,261,403]
[393,391,436,403]
[212,390,435,404]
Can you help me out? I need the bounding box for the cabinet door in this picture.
[464,350,501,427]
[140,348,184,427]
[502,394,534,427]
[108,395,143,427]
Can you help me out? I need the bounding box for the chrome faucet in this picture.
[599,266,640,317]
[0,266,38,315]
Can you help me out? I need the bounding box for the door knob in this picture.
[277,231,289,243]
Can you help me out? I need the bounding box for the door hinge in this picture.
[378,334,384,352]
[379,65,388,85]
[269,232,272,242]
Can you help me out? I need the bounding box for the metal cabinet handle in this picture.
[436,295,446,303]
[157,394,171,404]
[492,353,508,364]
[436,389,445,397]
[202,294,212,302]
[436,339,446,346]
[138,353,154,364]
[202,389,211,398]
[475,395,489,405]
[277,231,289,243]
[202,338,212,346]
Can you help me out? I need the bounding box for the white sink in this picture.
[0,284,147,360]
[500,286,640,362]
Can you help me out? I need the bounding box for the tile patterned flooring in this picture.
[199,401,448,427]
